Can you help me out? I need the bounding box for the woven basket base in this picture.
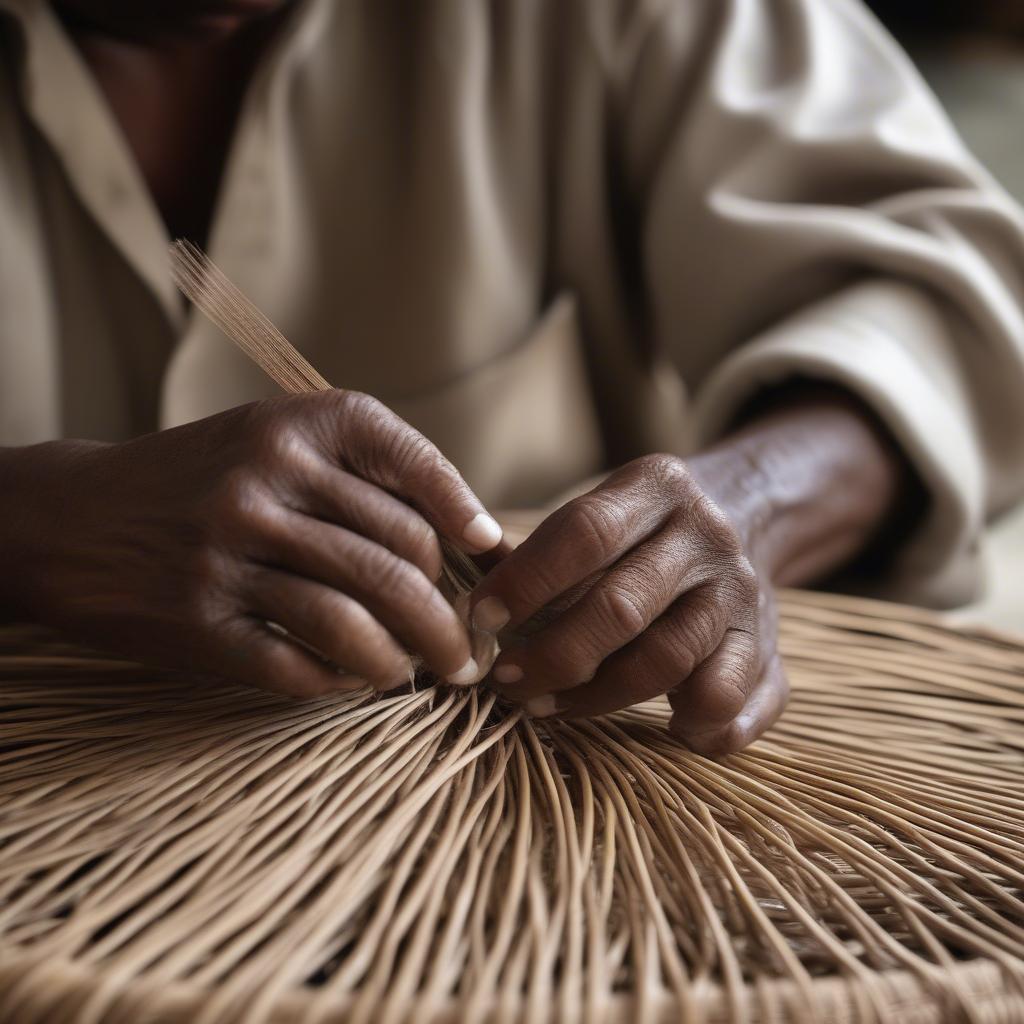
[0,591,1022,1023]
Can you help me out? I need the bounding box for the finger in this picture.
[213,615,370,699]
[487,527,698,696]
[330,391,503,554]
[470,535,516,574]
[666,626,761,736]
[670,652,789,757]
[260,509,480,684]
[525,584,732,719]
[246,567,414,690]
[469,470,672,634]
[297,461,444,581]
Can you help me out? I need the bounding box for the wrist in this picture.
[686,441,783,581]
[687,385,910,588]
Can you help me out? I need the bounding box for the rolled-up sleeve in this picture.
[615,0,1024,605]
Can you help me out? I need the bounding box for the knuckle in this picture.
[596,584,649,638]
[714,555,760,607]
[248,412,306,466]
[366,547,432,612]
[565,495,627,563]
[236,401,321,476]
[649,629,700,683]
[212,467,261,517]
[337,389,385,423]
[640,453,692,494]
[390,431,444,485]
[402,519,443,579]
[339,391,441,480]
[693,670,749,728]
[206,470,279,540]
[677,593,722,660]
[695,497,743,554]
[363,546,405,592]
[640,451,685,479]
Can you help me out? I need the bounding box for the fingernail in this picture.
[493,663,523,685]
[446,656,481,686]
[473,596,510,633]
[463,513,503,552]
[526,695,560,718]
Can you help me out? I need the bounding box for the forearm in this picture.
[688,385,918,588]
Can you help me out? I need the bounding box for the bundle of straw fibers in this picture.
[0,590,1022,1024]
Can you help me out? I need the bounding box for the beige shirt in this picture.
[2,0,1024,607]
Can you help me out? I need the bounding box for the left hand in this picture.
[469,453,788,755]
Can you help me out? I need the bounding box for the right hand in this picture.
[0,391,503,696]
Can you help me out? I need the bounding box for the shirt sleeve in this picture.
[612,0,1024,606]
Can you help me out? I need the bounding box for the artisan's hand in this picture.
[0,391,502,695]
[471,387,909,755]
[471,454,784,755]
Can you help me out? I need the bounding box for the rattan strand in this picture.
[0,591,1022,1023]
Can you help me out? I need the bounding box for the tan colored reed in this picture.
[170,239,332,394]
[0,592,1021,1022]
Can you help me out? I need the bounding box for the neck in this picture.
[52,2,295,48]
[57,1,294,244]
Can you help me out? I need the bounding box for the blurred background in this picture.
[869,1,1024,630]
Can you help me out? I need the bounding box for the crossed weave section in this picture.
[0,592,1022,1023]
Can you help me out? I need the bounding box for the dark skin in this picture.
[0,3,910,753]
[0,393,508,691]
[474,390,906,753]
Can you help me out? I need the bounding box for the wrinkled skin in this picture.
[0,387,905,754]
[471,454,786,756]
[468,387,908,755]
[1,391,504,696]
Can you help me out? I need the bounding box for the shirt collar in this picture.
[0,0,327,331]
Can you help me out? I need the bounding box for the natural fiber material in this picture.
[170,240,332,395]
[0,591,1022,1023]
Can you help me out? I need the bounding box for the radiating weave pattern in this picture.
[0,592,1022,1023]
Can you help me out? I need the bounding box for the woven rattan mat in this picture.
[0,591,1022,1023]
